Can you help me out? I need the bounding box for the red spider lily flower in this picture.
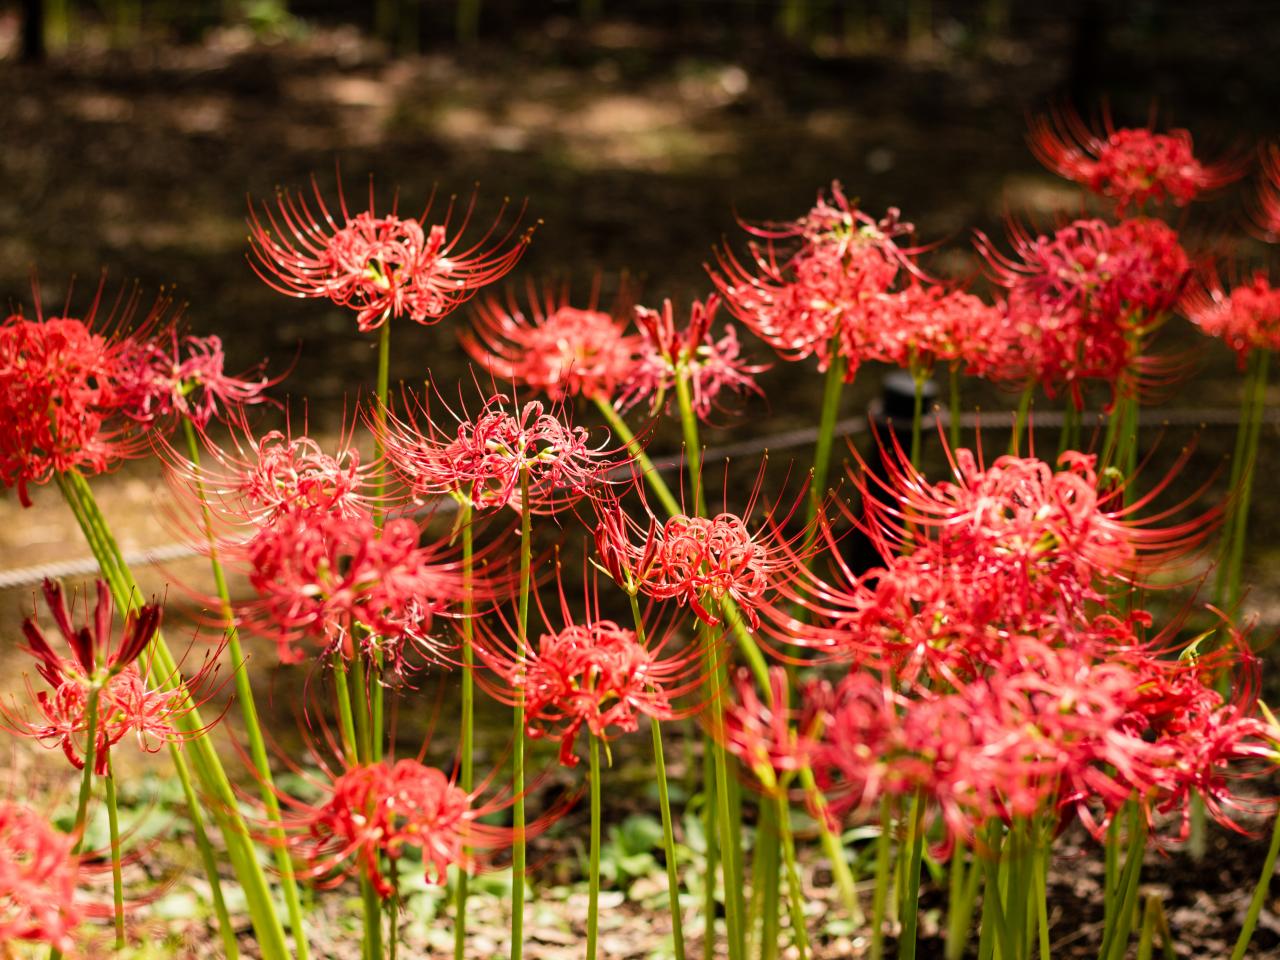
[1250,142,1280,241]
[710,182,929,380]
[616,295,768,421]
[0,800,83,951]
[461,279,642,403]
[381,388,625,515]
[767,436,1215,680]
[248,177,532,332]
[722,667,826,792]
[3,580,223,774]
[282,757,534,898]
[593,466,813,628]
[236,510,466,669]
[166,409,374,526]
[1028,107,1244,214]
[114,330,278,430]
[975,216,1190,406]
[1182,267,1280,365]
[475,574,703,766]
[855,281,1004,376]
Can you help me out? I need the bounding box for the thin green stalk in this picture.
[909,370,927,469]
[1059,400,1080,458]
[1211,350,1257,610]
[351,650,373,764]
[1032,843,1051,960]
[1010,384,1034,455]
[1103,815,1119,931]
[371,318,392,769]
[949,365,962,452]
[169,728,241,960]
[1226,349,1271,614]
[898,790,928,960]
[594,397,681,517]
[807,344,848,527]
[58,472,283,958]
[628,593,686,960]
[799,765,862,926]
[753,800,779,960]
[701,730,718,960]
[69,691,100,858]
[106,766,126,949]
[587,735,602,960]
[334,655,382,960]
[980,825,1015,960]
[870,796,892,960]
[673,376,706,516]
[1232,792,1280,959]
[455,503,476,960]
[945,839,981,960]
[511,467,532,960]
[1100,805,1147,960]
[1137,895,1157,960]
[181,421,309,956]
[776,796,809,958]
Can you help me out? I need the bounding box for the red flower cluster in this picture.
[462,285,642,403]
[115,331,275,430]
[287,759,478,897]
[1182,269,1280,363]
[595,501,801,628]
[0,800,82,951]
[977,216,1190,405]
[382,392,621,515]
[0,314,132,506]
[481,615,697,766]
[810,634,1271,842]
[249,180,530,332]
[617,296,767,421]
[711,183,929,380]
[3,580,216,775]
[1029,110,1242,213]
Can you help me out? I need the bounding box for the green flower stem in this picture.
[673,376,706,516]
[587,734,602,960]
[1100,804,1148,960]
[68,690,100,858]
[948,365,962,452]
[371,317,392,771]
[511,467,532,960]
[627,592,686,960]
[105,765,125,950]
[980,824,1014,960]
[180,419,311,957]
[57,471,283,958]
[1010,384,1034,455]
[169,724,241,960]
[752,799,779,960]
[1226,348,1271,614]
[807,347,848,528]
[897,790,927,960]
[454,502,476,960]
[776,795,809,959]
[334,653,382,960]
[1058,400,1081,458]
[1212,349,1258,610]
[945,839,980,960]
[594,397,681,517]
[909,370,927,470]
[798,765,862,926]
[351,649,373,764]
[1033,843,1051,960]
[1232,791,1280,959]
[870,796,892,960]
[1102,814,1119,931]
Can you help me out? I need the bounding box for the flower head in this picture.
[238,511,463,669]
[1182,267,1280,364]
[382,390,623,514]
[0,801,82,951]
[249,177,532,332]
[285,758,520,898]
[115,330,277,430]
[1029,108,1243,213]
[594,468,811,628]
[4,580,219,774]
[461,281,642,403]
[711,182,927,379]
[617,295,767,421]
